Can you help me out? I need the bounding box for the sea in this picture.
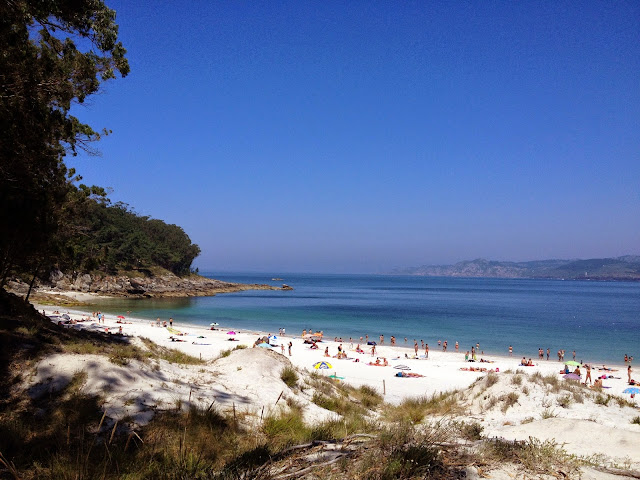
[89,273,640,365]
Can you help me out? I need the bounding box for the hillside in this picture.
[390,256,640,281]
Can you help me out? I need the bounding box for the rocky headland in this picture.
[6,270,291,304]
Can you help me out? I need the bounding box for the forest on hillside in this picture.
[0,1,199,288]
[58,187,201,276]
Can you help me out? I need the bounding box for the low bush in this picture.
[481,437,581,476]
[557,394,572,408]
[280,366,299,388]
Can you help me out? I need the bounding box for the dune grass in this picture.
[280,366,299,388]
[480,437,582,477]
[383,391,461,424]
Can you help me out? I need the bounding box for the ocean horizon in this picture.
[89,273,639,366]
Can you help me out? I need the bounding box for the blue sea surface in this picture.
[90,273,639,365]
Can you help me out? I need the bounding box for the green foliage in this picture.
[481,437,581,476]
[384,391,461,424]
[58,196,201,276]
[372,424,445,479]
[356,384,383,408]
[280,366,299,388]
[0,0,129,286]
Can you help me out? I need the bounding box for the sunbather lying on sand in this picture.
[395,371,424,378]
[368,357,388,366]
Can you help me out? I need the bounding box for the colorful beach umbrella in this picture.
[563,373,581,381]
[117,315,125,319]
[257,342,272,348]
[622,387,640,394]
[227,331,236,335]
[565,360,580,366]
[210,322,219,326]
[313,361,332,370]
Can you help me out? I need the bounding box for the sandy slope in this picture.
[26,306,640,474]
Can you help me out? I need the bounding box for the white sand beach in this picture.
[28,305,640,474]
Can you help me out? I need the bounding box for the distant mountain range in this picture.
[388,256,640,281]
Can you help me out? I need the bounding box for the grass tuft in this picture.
[280,366,299,388]
[481,437,581,476]
[384,391,460,424]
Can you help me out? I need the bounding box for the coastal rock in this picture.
[29,271,287,299]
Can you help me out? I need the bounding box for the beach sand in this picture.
[28,305,640,472]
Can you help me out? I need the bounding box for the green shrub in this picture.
[481,437,580,476]
[280,366,299,388]
[357,384,383,408]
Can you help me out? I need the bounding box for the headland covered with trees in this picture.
[0,0,244,299]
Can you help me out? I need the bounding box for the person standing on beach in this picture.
[629,365,633,383]
[585,364,592,385]
[546,348,550,360]
[455,341,459,352]
[414,341,418,356]
[509,345,513,356]
[425,344,429,359]
[380,335,384,345]
[288,342,292,356]
[169,317,173,327]
[572,350,576,361]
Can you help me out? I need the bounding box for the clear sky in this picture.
[69,1,640,273]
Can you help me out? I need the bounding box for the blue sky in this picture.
[69,1,640,273]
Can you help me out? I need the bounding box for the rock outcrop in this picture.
[23,270,287,298]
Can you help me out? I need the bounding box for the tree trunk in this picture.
[25,264,40,303]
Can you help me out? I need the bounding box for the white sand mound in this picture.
[500,417,640,467]
[26,347,336,426]
[456,371,640,469]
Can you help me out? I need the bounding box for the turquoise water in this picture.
[90,273,639,365]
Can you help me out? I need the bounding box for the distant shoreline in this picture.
[388,255,640,282]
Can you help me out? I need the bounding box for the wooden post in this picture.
[383,379,386,395]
